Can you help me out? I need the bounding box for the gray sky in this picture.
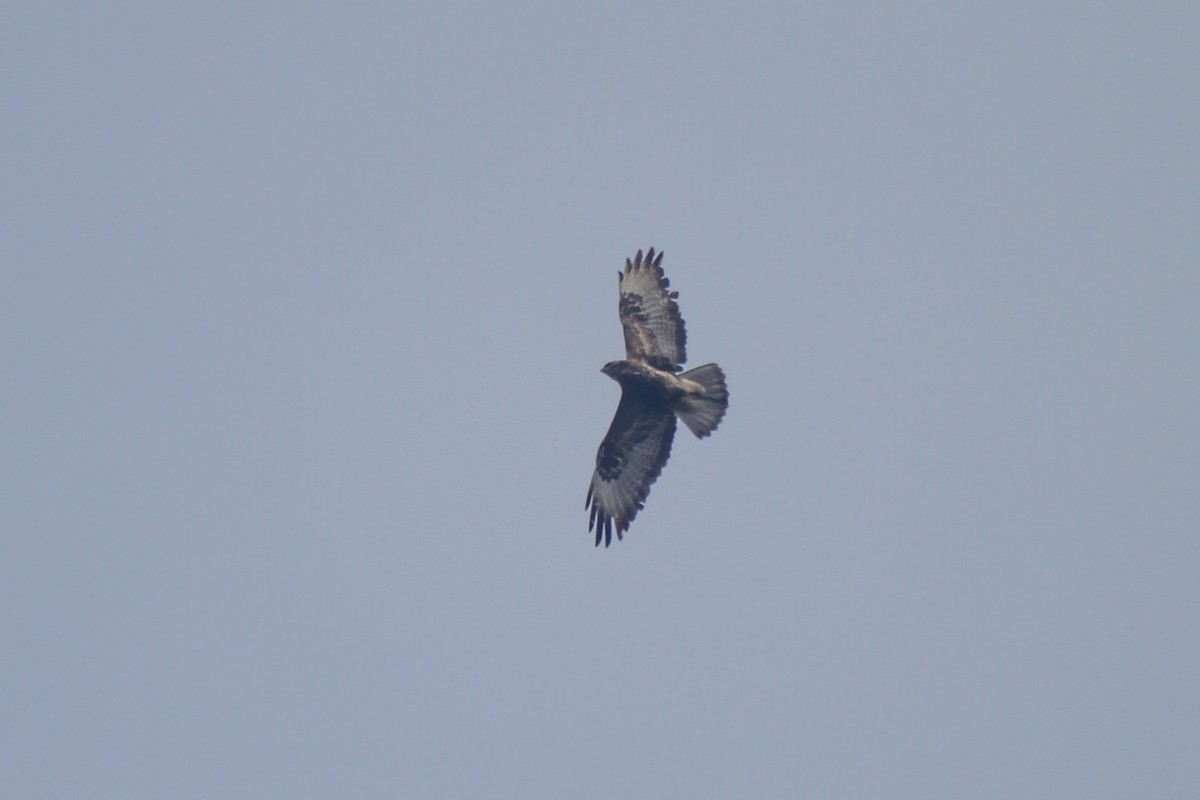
[4,3,1198,798]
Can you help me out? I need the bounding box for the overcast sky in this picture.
[4,3,1198,798]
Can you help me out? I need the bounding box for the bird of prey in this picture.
[586,248,729,546]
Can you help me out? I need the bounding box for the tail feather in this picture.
[676,363,728,438]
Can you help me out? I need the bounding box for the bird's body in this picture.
[586,248,729,546]
[601,359,696,403]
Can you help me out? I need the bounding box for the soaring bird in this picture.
[586,248,729,546]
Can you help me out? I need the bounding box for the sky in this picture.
[3,2,1198,798]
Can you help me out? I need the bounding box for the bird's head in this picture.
[601,360,627,380]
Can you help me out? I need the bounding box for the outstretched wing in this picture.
[619,248,687,371]
[586,391,678,547]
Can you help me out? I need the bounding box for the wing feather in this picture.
[618,248,687,371]
[585,391,677,546]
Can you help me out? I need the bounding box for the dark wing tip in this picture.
[593,515,612,547]
[587,486,615,546]
[628,248,664,273]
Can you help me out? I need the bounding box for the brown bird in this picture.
[586,248,729,546]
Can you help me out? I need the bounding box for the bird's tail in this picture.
[676,363,729,439]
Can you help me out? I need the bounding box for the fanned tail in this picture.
[676,363,728,438]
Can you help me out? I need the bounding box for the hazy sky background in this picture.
[4,3,1198,798]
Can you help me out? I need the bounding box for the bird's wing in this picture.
[586,390,678,546]
[618,248,687,371]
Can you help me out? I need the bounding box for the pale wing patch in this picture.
[618,248,687,371]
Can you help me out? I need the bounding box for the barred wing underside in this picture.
[618,248,687,371]
[586,392,678,547]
